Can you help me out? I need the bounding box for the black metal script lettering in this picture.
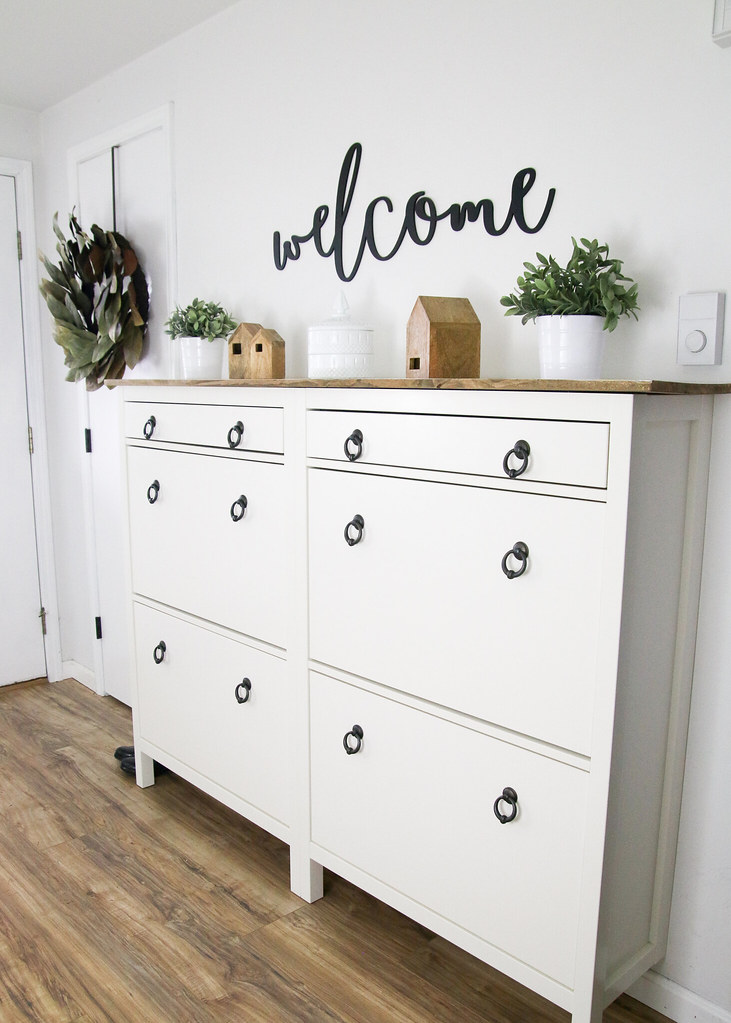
[273,143,556,282]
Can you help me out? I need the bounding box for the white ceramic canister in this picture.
[308,293,374,379]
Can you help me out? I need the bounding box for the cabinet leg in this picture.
[570,983,605,1023]
[135,749,156,788]
[290,853,324,904]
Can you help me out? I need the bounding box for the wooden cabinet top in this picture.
[114,377,731,395]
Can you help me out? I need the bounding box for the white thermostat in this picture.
[677,292,725,366]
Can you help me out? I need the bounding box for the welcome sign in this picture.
[273,142,556,282]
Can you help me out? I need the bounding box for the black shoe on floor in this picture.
[119,755,168,778]
[114,745,135,760]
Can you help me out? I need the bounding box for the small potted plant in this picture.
[500,237,639,379]
[165,298,237,379]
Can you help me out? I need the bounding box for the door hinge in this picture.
[17,230,22,261]
[95,616,103,640]
[85,428,92,453]
[39,607,47,636]
[28,425,34,455]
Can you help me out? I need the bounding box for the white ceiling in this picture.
[0,0,243,112]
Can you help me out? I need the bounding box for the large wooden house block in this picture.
[228,322,262,378]
[406,296,481,379]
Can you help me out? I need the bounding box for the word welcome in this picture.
[273,143,556,282]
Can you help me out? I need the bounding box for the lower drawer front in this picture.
[308,467,605,755]
[134,602,291,826]
[310,671,587,988]
[128,446,286,645]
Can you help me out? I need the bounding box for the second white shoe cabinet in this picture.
[120,379,716,1023]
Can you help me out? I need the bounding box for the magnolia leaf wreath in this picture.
[39,212,150,390]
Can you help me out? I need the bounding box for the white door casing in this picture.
[68,105,176,704]
[0,159,61,685]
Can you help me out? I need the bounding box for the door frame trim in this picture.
[0,157,62,683]
[66,104,176,696]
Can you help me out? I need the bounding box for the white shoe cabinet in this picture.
[120,381,715,1023]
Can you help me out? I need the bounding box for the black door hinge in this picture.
[85,428,92,453]
[17,230,22,261]
[95,616,102,640]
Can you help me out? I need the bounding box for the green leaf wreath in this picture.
[39,212,150,390]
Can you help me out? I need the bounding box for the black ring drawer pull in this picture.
[502,439,530,478]
[235,678,252,704]
[344,514,365,546]
[143,415,156,439]
[147,479,160,504]
[344,428,363,461]
[230,495,248,521]
[153,641,166,664]
[501,541,529,579]
[227,420,244,448]
[343,724,364,754]
[493,787,519,824]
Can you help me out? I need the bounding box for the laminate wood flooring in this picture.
[0,679,673,1023]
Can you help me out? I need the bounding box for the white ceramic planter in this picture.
[178,335,226,380]
[537,315,605,380]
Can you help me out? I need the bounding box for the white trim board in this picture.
[66,103,177,699]
[631,970,731,1023]
[0,156,62,684]
[713,0,731,45]
[60,660,96,692]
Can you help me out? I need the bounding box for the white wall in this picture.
[31,1,731,1019]
[0,102,39,162]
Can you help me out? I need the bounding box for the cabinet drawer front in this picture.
[134,603,290,824]
[309,468,605,754]
[310,671,586,987]
[125,400,284,454]
[128,447,287,646]
[307,409,609,488]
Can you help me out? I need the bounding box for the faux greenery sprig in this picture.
[500,237,639,332]
[39,212,149,390]
[164,298,237,343]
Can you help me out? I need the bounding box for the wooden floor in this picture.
[0,678,673,1023]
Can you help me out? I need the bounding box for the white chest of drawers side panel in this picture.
[587,396,714,1011]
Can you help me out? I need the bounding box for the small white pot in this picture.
[178,335,225,380]
[537,315,605,380]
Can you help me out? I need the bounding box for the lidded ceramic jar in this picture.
[307,293,374,378]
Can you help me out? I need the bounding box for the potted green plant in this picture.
[500,237,639,379]
[165,298,237,379]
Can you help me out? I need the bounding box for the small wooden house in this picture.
[228,322,262,378]
[245,327,286,379]
[405,296,481,379]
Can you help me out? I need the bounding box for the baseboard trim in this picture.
[630,970,731,1023]
[61,660,96,692]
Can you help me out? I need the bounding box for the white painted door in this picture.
[0,174,46,685]
[72,109,175,705]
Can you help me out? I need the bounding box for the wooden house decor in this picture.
[246,327,286,379]
[228,322,262,378]
[406,296,481,379]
